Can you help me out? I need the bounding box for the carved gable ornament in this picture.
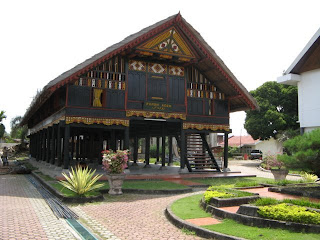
[137,27,196,60]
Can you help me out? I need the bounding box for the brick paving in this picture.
[0,174,75,240]
[73,193,203,240]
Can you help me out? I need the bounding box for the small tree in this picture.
[0,111,6,138]
[244,81,299,140]
[10,116,28,147]
[278,128,320,175]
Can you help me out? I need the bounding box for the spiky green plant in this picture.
[59,166,104,196]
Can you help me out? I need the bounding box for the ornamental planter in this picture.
[107,173,125,195]
[270,169,289,180]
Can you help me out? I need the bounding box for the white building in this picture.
[277,28,320,133]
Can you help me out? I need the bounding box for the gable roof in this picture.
[219,135,259,147]
[21,13,258,125]
[285,27,320,74]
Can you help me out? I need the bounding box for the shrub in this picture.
[258,203,320,225]
[204,187,254,203]
[300,172,318,182]
[204,190,234,202]
[278,128,320,175]
[59,166,104,196]
[252,197,320,209]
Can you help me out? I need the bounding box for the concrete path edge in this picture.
[201,199,320,234]
[165,202,245,240]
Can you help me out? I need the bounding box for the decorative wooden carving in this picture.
[183,122,229,131]
[136,27,195,60]
[126,110,186,120]
[65,116,129,126]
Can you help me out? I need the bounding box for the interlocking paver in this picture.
[73,193,202,240]
[0,175,76,240]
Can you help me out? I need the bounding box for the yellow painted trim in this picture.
[66,117,129,127]
[126,110,186,120]
[183,123,229,131]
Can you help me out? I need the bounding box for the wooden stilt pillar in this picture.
[76,135,80,162]
[56,123,62,166]
[180,126,186,170]
[50,126,56,164]
[63,125,70,169]
[224,132,229,170]
[98,130,103,164]
[111,130,116,152]
[168,136,173,166]
[36,132,41,161]
[144,132,150,168]
[71,135,75,163]
[46,128,51,163]
[42,130,46,162]
[124,127,129,150]
[160,124,166,170]
[155,137,160,164]
[133,135,138,166]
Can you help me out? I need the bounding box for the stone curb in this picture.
[201,199,320,234]
[165,201,245,240]
[31,171,104,204]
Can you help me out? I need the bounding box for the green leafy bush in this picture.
[204,190,234,202]
[258,203,320,225]
[204,187,254,203]
[252,197,320,209]
[300,172,318,182]
[278,128,320,175]
[59,167,104,196]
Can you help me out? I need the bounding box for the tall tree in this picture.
[10,116,28,142]
[244,81,299,140]
[0,111,6,138]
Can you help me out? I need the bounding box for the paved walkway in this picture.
[72,193,203,240]
[228,159,301,180]
[0,174,76,240]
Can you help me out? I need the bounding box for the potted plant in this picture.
[102,150,129,195]
[264,154,289,180]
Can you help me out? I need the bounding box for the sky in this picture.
[0,0,319,136]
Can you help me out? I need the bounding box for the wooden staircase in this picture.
[186,133,221,172]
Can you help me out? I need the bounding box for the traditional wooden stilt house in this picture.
[21,13,258,172]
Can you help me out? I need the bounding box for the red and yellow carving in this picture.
[66,117,129,126]
[183,123,229,131]
[126,110,186,120]
[137,27,195,60]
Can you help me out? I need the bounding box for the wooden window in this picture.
[92,88,104,107]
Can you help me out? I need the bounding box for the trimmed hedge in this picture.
[258,203,320,225]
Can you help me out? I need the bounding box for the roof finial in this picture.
[175,11,182,22]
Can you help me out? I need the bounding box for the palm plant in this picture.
[59,166,104,196]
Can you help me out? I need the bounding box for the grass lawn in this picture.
[171,194,320,240]
[204,219,320,240]
[191,177,271,187]
[171,194,210,219]
[122,180,188,190]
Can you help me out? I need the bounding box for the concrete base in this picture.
[159,166,167,170]
[223,168,230,172]
[54,167,63,171]
[143,164,152,168]
[124,168,131,174]
[131,162,139,167]
[178,168,189,173]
